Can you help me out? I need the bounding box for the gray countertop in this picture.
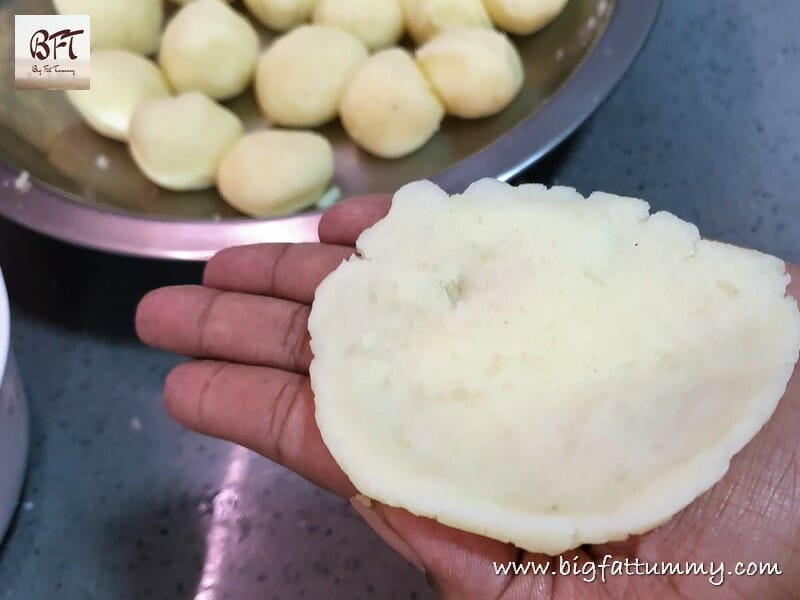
[1,1,799,598]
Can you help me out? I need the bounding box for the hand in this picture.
[136,196,800,599]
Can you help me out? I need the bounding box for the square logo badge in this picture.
[15,14,90,91]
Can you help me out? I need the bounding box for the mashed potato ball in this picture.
[401,0,492,44]
[417,28,523,118]
[340,49,444,159]
[66,51,170,141]
[217,130,334,217]
[130,93,243,191]
[313,0,404,51]
[483,0,570,35]
[243,0,317,31]
[169,0,233,3]
[159,0,259,100]
[53,0,162,55]
[256,25,368,127]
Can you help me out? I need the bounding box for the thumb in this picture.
[350,495,522,599]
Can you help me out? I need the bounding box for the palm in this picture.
[136,196,800,599]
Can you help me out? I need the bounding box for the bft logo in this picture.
[29,28,85,61]
[15,14,91,90]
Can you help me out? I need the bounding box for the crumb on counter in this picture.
[13,170,31,193]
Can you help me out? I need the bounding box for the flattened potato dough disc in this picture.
[309,179,800,555]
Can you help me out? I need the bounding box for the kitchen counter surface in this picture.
[1,1,798,598]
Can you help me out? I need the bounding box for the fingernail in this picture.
[352,494,373,509]
[349,496,426,573]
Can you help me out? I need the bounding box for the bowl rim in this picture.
[0,0,662,261]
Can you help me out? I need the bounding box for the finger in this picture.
[136,286,312,373]
[165,360,356,497]
[788,262,800,300]
[318,194,392,247]
[203,243,355,303]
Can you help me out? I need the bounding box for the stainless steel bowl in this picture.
[0,0,660,259]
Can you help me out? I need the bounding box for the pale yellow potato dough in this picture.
[256,25,368,127]
[129,93,243,191]
[170,0,233,3]
[417,28,523,118]
[66,51,170,141]
[160,0,260,100]
[53,0,162,55]
[339,49,444,159]
[310,179,800,555]
[313,0,404,51]
[401,0,492,44]
[243,0,317,31]
[217,130,334,217]
[483,0,570,35]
